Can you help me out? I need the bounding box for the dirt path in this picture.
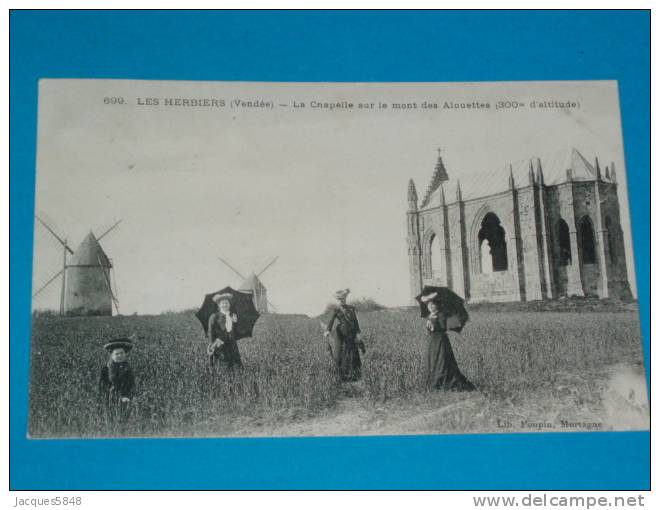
[232,362,649,438]
[601,361,649,430]
[235,382,489,437]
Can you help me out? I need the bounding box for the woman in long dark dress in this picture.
[207,293,243,372]
[324,289,366,382]
[424,298,475,391]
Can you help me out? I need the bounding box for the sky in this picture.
[32,79,637,316]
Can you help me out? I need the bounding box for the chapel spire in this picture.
[420,148,450,208]
[433,148,450,183]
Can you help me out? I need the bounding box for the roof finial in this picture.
[456,179,462,202]
[605,165,610,180]
[438,184,445,205]
[536,157,544,185]
[407,179,418,210]
[508,164,515,190]
[595,157,602,180]
[434,148,449,181]
[528,160,535,185]
[610,161,617,183]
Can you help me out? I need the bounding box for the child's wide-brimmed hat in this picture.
[104,338,134,353]
[334,288,350,300]
[212,293,233,303]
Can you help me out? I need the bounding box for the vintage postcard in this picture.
[28,79,648,438]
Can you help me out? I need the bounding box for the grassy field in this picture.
[28,305,648,438]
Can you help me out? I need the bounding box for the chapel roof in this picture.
[419,147,611,210]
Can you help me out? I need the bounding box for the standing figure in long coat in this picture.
[423,296,475,391]
[324,289,366,382]
[207,293,243,371]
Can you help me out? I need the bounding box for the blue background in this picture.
[10,10,650,489]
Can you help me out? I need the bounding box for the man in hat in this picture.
[207,292,242,371]
[99,338,136,425]
[324,289,366,382]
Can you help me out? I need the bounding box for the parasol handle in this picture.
[319,320,335,362]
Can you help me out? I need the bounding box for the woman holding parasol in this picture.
[196,287,260,373]
[206,293,243,370]
[417,286,475,391]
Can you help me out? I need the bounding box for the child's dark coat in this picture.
[99,361,135,423]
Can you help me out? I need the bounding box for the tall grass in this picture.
[28,308,643,437]
[360,309,643,403]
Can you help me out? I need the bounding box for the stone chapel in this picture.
[406,148,632,303]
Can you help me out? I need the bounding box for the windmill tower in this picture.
[217,256,279,313]
[33,216,121,316]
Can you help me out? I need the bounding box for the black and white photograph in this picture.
[28,79,649,439]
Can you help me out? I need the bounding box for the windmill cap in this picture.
[239,273,262,290]
[68,232,111,267]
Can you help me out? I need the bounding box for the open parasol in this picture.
[195,286,260,340]
[415,285,469,333]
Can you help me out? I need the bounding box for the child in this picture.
[99,338,136,425]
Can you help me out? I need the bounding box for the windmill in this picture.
[32,215,121,316]
[217,256,279,313]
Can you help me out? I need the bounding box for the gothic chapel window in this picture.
[430,233,443,279]
[557,219,572,266]
[580,216,597,264]
[478,213,508,273]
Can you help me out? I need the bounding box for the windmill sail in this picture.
[96,219,122,241]
[217,256,277,313]
[32,269,64,298]
[110,266,120,307]
[36,215,74,254]
[257,256,279,277]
